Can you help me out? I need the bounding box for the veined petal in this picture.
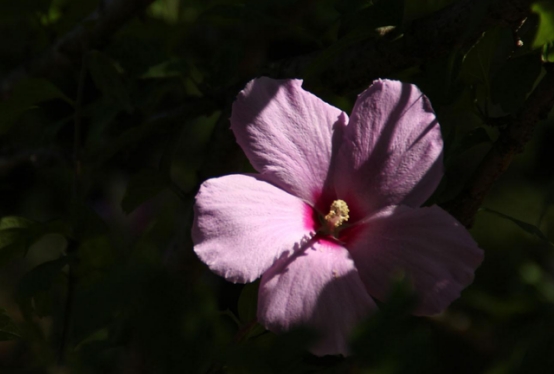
[192,174,315,283]
[230,77,348,205]
[335,79,443,217]
[258,238,376,356]
[347,205,483,316]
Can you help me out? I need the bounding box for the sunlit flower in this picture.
[192,77,483,356]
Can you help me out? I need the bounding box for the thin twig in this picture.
[57,241,78,366]
[72,51,87,196]
[57,47,88,366]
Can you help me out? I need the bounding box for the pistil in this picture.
[324,200,350,229]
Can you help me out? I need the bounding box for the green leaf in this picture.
[305,25,397,79]
[463,289,535,317]
[456,127,492,154]
[491,52,542,113]
[339,0,404,35]
[141,59,188,79]
[238,281,259,324]
[461,27,510,102]
[0,216,34,267]
[84,99,216,166]
[86,122,157,165]
[42,219,73,239]
[0,216,72,268]
[84,97,124,149]
[0,309,20,341]
[87,50,133,113]
[75,235,115,285]
[539,179,554,225]
[74,328,109,351]
[305,0,403,78]
[70,202,109,241]
[0,216,33,230]
[0,0,51,23]
[414,50,464,106]
[108,34,169,78]
[17,256,70,298]
[32,290,53,318]
[403,0,455,25]
[149,0,181,24]
[542,41,554,62]
[532,1,554,48]
[458,0,493,45]
[0,230,28,266]
[47,0,98,34]
[0,78,74,135]
[121,169,170,214]
[481,207,553,246]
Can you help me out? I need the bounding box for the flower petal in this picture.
[347,205,483,316]
[335,79,443,216]
[192,174,315,283]
[258,238,376,356]
[230,77,348,204]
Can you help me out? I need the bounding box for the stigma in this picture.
[324,200,350,228]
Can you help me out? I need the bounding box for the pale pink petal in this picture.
[335,79,443,216]
[347,205,483,316]
[192,174,316,283]
[258,238,377,356]
[230,77,348,205]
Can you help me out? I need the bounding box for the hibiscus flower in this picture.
[192,77,483,356]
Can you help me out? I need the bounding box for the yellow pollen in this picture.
[324,200,350,228]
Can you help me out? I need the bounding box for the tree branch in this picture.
[3,0,547,231]
[271,0,533,93]
[263,0,552,229]
[0,0,155,95]
[444,63,554,227]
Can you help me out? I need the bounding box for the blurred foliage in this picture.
[0,0,554,373]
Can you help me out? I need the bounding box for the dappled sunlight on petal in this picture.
[347,205,483,315]
[230,77,348,205]
[258,238,377,356]
[193,174,316,283]
[335,80,443,217]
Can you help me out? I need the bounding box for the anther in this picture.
[324,200,349,228]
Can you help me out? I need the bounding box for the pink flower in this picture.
[192,77,483,356]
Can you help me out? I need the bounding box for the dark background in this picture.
[1,0,554,373]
